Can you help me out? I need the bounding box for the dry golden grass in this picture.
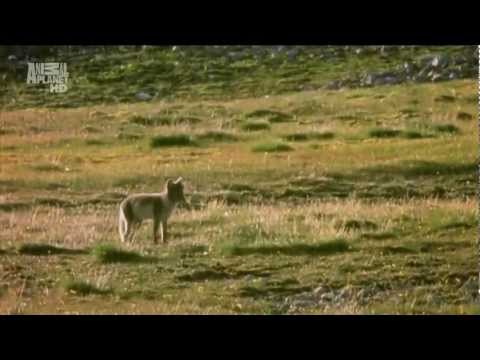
[0,79,477,314]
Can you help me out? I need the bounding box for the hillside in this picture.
[0,45,477,109]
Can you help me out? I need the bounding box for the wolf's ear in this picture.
[166,179,174,188]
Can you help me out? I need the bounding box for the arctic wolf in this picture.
[118,177,188,244]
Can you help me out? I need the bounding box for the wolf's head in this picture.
[166,177,187,204]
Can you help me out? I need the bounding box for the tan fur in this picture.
[118,177,188,244]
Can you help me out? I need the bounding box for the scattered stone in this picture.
[431,55,449,68]
[323,47,476,90]
[324,80,343,90]
[227,52,245,61]
[283,284,382,312]
[320,292,335,302]
[460,276,478,300]
[430,72,444,82]
[135,92,152,101]
[286,49,299,62]
[313,285,329,296]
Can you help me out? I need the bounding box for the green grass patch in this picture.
[85,138,110,146]
[433,124,460,134]
[18,243,86,256]
[381,245,418,255]
[92,244,156,264]
[31,163,64,172]
[363,160,476,178]
[196,130,238,142]
[222,238,351,257]
[240,120,271,131]
[245,109,293,123]
[82,125,102,133]
[368,128,402,138]
[402,130,429,139]
[457,111,473,121]
[283,131,335,142]
[150,134,198,148]
[434,95,456,102]
[116,132,143,140]
[252,141,294,153]
[433,219,476,232]
[360,232,398,240]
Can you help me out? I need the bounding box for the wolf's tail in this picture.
[118,203,127,242]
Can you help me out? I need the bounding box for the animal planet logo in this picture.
[26,62,69,93]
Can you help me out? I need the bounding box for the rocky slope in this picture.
[0,46,477,109]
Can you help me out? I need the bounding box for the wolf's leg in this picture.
[124,220,133,242]
[125,220,137,242]
[162,220,168,244]
[119,213,126,242]
[153,217,160,244]
[129,221,142,243]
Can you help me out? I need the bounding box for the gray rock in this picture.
[448,72,458,80]
[461,276,478,299]
[453,55,467,66]
[385,46,399,54]
[227,52,244,61]
[416,66,431,80]
[356,286,377,300]
[315,48,475,91]
[402,62,412,73]
[337,286,355,300]
[325,80,343,90]
[313,286,329,296]
[291,299,317,309]
[300,84,316,91]
[430,72,444,82]
[363,73,375,86]
[286,49,299,61]
[356,289,367,300]
[244,275,255,282]
[431,55,448,68]
[378,75,399,85]
[135,92,152,101]
[419,54,449,69]
[320,292,335,302]
[361,72,400,87]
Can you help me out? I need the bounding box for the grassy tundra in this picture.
[0,46,478,314]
